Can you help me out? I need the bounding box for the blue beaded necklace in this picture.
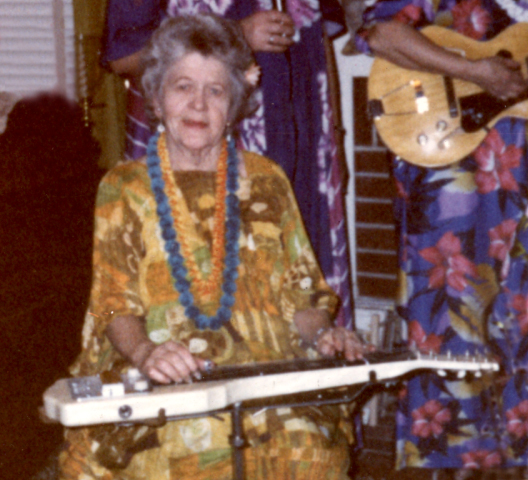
[146,132,240,330]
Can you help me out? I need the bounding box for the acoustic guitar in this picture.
[367,23,528,167]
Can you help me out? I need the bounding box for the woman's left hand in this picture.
[315,327,375,361]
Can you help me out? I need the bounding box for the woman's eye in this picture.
[175,82,191,91]
[209,86,224,96]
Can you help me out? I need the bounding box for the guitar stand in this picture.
[230,402,248,480]
[224,383,373,480]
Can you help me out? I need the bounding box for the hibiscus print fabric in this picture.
[356,0,528,470]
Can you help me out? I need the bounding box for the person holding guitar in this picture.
[356,0,528,477]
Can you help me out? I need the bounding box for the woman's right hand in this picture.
[239,11,295,53]
[134,340,209,384]
[469,56,528,101]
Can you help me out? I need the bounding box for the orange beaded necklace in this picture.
[157,132,228,300]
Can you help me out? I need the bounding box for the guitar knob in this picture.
[417,133,428,145]
[439,139,451,150]
[118,404,133,419]
[436,120,448,132]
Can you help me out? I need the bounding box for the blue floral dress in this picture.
[103,0,353,328]
[356,0,528,470]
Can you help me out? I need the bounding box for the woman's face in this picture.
[156,52,231,159]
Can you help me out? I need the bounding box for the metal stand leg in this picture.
[230,402,248,480]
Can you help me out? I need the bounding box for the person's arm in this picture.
[103,0,164,78]
[107,10,295,78]
[109,50,145,78]
[106,315,208,384]
[368,20,528,100]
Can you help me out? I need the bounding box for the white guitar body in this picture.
[43,352,499,427]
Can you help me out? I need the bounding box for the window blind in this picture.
[0,0,75,99]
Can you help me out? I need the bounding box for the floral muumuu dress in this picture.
[103,0,353,328]
[356,0,528,471]
[58,150,352,480]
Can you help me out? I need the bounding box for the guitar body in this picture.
[368,23,528,167]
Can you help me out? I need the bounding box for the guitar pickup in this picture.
[368,99,384,119]
[411,80,429,114]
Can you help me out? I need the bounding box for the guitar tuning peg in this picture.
[457,370,467,379]
[437,370,447,377]
[474,371,482,378]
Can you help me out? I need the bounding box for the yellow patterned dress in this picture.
[58,150,352,480]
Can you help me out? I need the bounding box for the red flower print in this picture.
[394,4,422,26]
[419,231,478,292]
[395,180,409,200]
[461,450,502,469]
[511,295,528,335]
[408,320,442,353]
[475,129,521,194]
[488,219,518,261]
[506,400,528,439]
[452,0,491,39]
[411,400,451,438]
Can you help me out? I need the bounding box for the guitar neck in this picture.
[199,349,416,382]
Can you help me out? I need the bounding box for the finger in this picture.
[266,35,293,52]
[316,330,338,357]
[166,348,204,382]
[147,342,201,383]
[144,357,183,384]
[269,32,294,45]
[144,365,173,384]
[343,336,365,361]
[502,57,521,70]
[268,11,294,26]
[269,23,295,38]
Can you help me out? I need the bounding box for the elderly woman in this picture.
[58,14,366,480]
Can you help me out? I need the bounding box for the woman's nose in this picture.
[190,89,207,110]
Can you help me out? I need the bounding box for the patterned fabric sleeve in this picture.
[355,0,436,54]
[102,0,166,64]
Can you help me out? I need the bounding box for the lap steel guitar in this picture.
[368,23,528,167]
[43,350,499,427]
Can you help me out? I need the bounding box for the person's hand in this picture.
[315,327,375,362]
[471,56,528,101]
[133,340,209,384]
[239,11,295,53]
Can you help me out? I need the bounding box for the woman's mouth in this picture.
[183,119,208,129]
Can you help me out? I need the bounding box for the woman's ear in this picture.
[153,98,163,120]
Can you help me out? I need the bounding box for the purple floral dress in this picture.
[103,0,353,328]
[356,0,528,470]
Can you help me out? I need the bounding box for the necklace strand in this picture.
[147,132,240,330]
[158,134,227,298]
